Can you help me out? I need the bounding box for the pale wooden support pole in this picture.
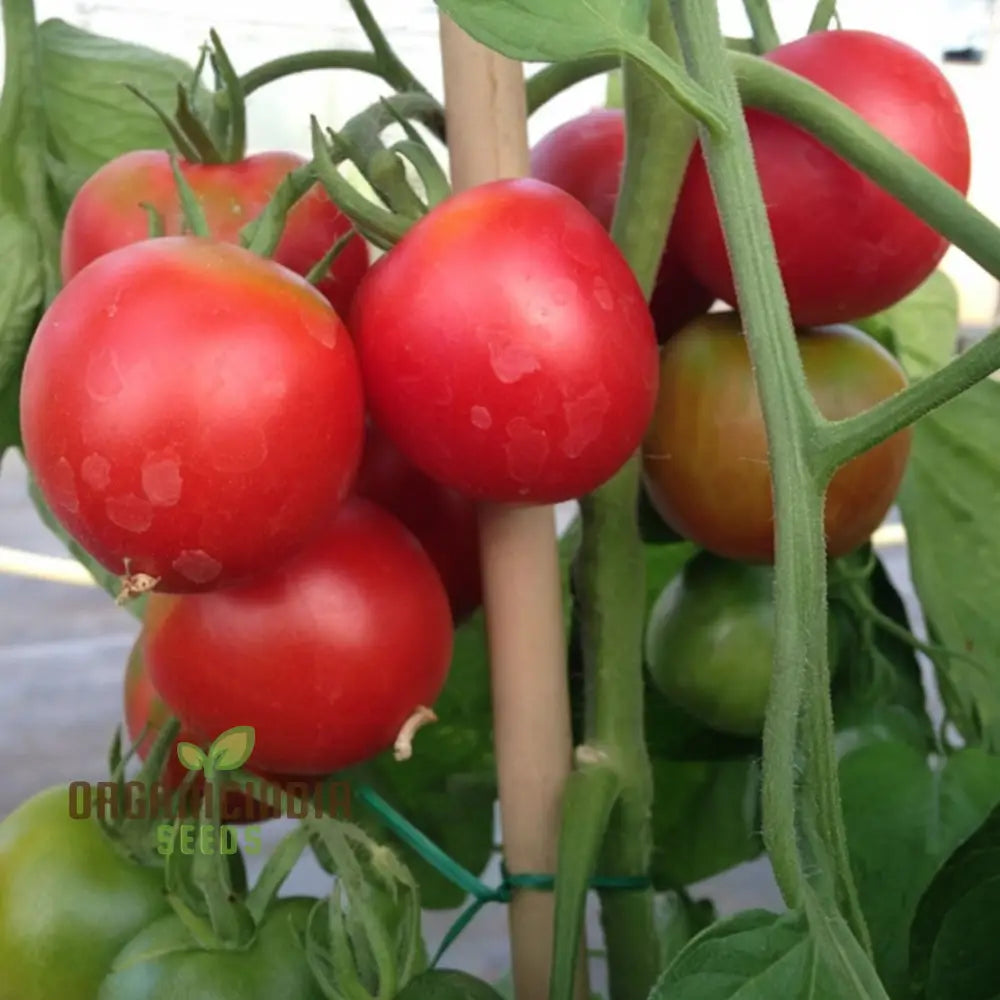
[437,16,586,1000]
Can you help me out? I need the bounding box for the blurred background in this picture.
[0,0,992,983]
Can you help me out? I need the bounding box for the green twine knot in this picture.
[354,785,652,966]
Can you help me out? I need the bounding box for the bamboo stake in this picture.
[437,17,584,1000]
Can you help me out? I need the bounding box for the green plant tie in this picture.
[355,785,650,965]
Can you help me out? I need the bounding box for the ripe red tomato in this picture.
[61,150,369,319]
[642,312,911,561]
[144,497,454,776]
[20,236,365,593]
[529,108,714,340]
[123,635,281,824]
[354,421,481,622]
[352,178,659,503]
[671,30,971,325]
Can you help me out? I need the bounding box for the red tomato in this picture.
[61,150,369,319]
[642,312,911,561]
[671,30,971,324]
[354,421,482,622]
[144,498,454,776]
[20,236,365,593]
[352,178,659,503]
[530,108,714,339]
[123,635,280,823]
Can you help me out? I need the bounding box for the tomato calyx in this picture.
[392,705,438,762]
[304,820,425,998]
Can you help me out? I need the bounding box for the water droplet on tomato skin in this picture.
[172,549,222,584]
[561,384,611,458]
[504,418,549,484]
[105,493,154,534]
[50,457,80,514]
[141,454,183,507]
[470,405,492,430]
[85,348,124,402]
[81,453,111,492]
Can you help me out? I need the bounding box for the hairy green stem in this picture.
[742,0,781,52]
[346,0,428,94]
[565,8,695,1000]
[671,0,869,951]
[807,0,839,32]
[240,50,387,96]
[549,762,619,1000]
[732,53,1000,465]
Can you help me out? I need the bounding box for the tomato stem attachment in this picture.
[671,0,872,956]
[807,0,841,33]
[393,706,438,762]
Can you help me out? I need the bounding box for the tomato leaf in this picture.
[857,270,960,381]
[176,742,207,772]
[649,757,762,888]
[38,19,210,208]
[897,379,1000,748]
[910,804,1000,998]
[651,904,890,999]
[838,741,1000,996]
[208,726,255,771]
[434,0,725,132]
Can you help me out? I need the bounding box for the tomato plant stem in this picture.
[671,0,870,952]
[525,56,618,114]
[741,0,781,53]
[567,8,692,1000]
[807,0,840,33]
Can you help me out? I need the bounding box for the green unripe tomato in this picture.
[645,552,836,736]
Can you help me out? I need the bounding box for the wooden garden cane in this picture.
[438,16,588,1000]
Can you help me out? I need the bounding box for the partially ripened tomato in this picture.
[671,30,971,324]
[352,178,659,503]
[61,150,369,318]
[21,236,365,593]
[144,498,454,775]
[642,312,911,561]
[529,108,714,339]
[354,421,481,622]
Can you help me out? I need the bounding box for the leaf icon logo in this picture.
[176,742,207,772]
[208,726,256,771]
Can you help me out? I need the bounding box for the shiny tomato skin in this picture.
[672,30,971,325]
[20,236,365,593]
[0,787,169,1000]
[529,108,714,340]
[123,635,283,824]
[642,312,911,561]
[61,149,369,319]
[352,178,659,503]
[354,421,482,622]
[144,498,454,776]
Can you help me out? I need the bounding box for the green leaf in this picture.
[829,550,934,754]
[208,726,255,771]
[838,741,1000,995]
[860,270,960,380]
[38,19,209,204]
[652,905,890,999]
[176,742,207,772]
[897,379,1000,748]
[434,0,725,133]
[0,217,44,455]
[910,804,1000,998]
[649,757,762,887]
[654,892,717,969]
